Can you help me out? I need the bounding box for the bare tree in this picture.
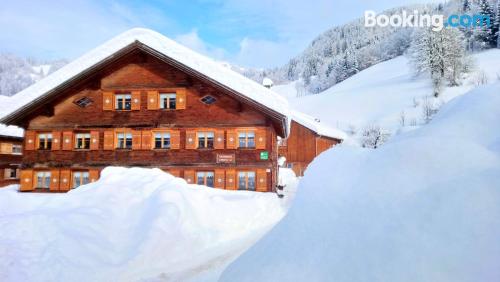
[361,125,391,149]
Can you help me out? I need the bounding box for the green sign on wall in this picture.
[260,151,269,160]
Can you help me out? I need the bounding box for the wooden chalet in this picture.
[0,129,23,186]
[278,111,346,176]
[0,28,290,193]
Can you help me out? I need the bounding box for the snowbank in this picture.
[221,84,500,281]
[0,167,290,281]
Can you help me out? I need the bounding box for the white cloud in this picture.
[175,30,226,60]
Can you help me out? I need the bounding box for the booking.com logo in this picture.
[365,10,491,31]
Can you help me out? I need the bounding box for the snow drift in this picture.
[0,167,287,281]
[221,83,500,282]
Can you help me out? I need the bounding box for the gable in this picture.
[1,28,289,137]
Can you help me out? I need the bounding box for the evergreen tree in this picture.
[495,0,500,47]
[476,0,497,48]
[463,0,471,12]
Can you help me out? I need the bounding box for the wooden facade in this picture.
[0,135,23,187]
[4,47,286,193]
[279,121,341,176]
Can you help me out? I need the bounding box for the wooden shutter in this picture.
[141,130,153,150]
[185,130,197,149]
[0,143,12,154]
[226,129,238,149]
[102,91,114,111]
[24,131,36,151]
[90,131,100,150]
[20,169,34,191]
[50,169,60,191]
[184,170,195,184]
[256,169,268,192]
[59,169,71,191]
[103,131,115,150]
[52,131,62,150]
[214,169,225,189]
[256,128,267,150]
[132,130,142,150]
[147,91,159,110]
[168,169,181,177]
[176,88,186,109]
[62,131,74,151]
[214,130,225,149]
[225,169,236,190]
[3,168,10,179]
[89,169,100,183]
[131,91,141,110]
[170,130,181,149]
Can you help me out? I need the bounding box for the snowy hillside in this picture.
[221,83,500,282]
[0,167,296,281]
[274,49,500,135]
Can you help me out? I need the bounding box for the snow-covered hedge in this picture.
[221,83,500,282]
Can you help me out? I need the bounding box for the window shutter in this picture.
[3,168,10,179]
[132,130,142,150]
[214,169,225,189]
[131,91,141,110]
[141,130,152,150]
[170,130,181,149]
[176,88,186,109]
[103,131,115,150]
[52,131,62,150]
[102,91,114,111]
[168,169,181,178]
[24,131,36,150]
[225,169,236,190]
[256,128,267,149]
[62,131,74,151]
[184,170,195,184]
[147,91,159,110]
[256,169,268,192]
[89,169,100,183]
[0,143,12,154]
[226,130,237,149]
[59,169,71,191]
[90,131,100,150]
[50,169,60,191]
[185,130,197,149]
[214,130,225,149]
[20,169,34,191]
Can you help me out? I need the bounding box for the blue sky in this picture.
[0,0,441,68]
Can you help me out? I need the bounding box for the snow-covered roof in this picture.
[291,110,347,140]
[2,28,290,134]
[0,124,24,138]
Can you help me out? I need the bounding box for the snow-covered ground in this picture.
[0,167,297,282]
[221,83,500,282]
[273,50,500,135]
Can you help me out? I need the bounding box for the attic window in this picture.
[200,95,217,105]
[74,97,93,108]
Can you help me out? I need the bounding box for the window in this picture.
[75,133,91,149]
[115,94,132,110]
[200,95,217,105]
[73,171,90,188]
[238,131,255,148]
[154,132,171,149]
[74,97,93,108]
[198,132,214,149]
[38,133,53,150]
[36,171,51,189]
[159,93,176,109]
[238,171,256,191]
[4,168,18,179]
[12,144,22,154]
[116,132,133,149]
[196,171,214,187]
[277,138,287,147]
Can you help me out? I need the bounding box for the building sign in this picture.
[217,153,235,164]
[260,151,269,160]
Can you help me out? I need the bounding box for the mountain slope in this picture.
[221,82,500,282]
[274,49,500,134]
